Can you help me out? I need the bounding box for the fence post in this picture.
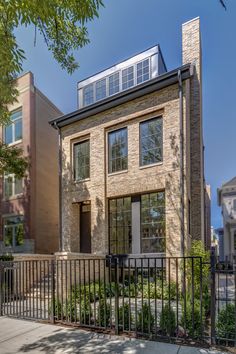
[50,260,55,324]
[114,257,119,335]
[210,247,216,345]
[0,261,3,316]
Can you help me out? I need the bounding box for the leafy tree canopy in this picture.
[0,0,103,176]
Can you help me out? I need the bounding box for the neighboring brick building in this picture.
[0,72,61,254]
[50,18,209,257]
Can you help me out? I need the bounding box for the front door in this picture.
[80,202,91,253]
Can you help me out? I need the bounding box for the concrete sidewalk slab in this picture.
[0,317,228,354]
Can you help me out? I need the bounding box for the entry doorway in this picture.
[80,202,91,253]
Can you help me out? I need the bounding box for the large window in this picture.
[4,216,24,247]
[122,66,134,90]
[95,78,106,101]
[141,191,165,253]
[4,109,22,144]
[140,117,163,166]
[74,140,90,181]
[108,128,128,174]
[4,174,23,199]
[109,197,132,254]
[83,84,94,106]
[137,59,150,84]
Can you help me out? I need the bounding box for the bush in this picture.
[119,302,133,331]
[96,299,111,327]
[137,302,154,334]
[180,298,203,338]
[216,303,236,341]
[142,280,177,300]
[0,254,14,261]
[160,304,176,336]
[48,298,63,320]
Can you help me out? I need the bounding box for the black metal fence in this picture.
[0,253,235,345]
[211,251,236,346]
[0,255,209,343]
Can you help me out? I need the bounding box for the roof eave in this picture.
[50,64,192,129]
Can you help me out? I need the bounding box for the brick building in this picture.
[0,72,61,254]
[50,17,209,257]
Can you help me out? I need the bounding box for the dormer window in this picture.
[78,45,167,108]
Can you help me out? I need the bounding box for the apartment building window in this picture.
[140,117,163,166]
[83,84,94,106]
[4,216,24,247]
[108,128,128,173]
[4,109,22,144]
[141,191,165,253]
[4,174,23,199]
[95,78,106,101]
[122,66,134,90]
[109,72,120,96]
[74,140,90,181]
[109,197,132,254]
[137,59,150,84]
[233,199,236,211]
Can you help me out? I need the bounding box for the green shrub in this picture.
[0,254,14,261]
[48,298,63,320]
[137,302,154,334]
[64,299,77,321]
[96,299,111,327]
[118,302,133,331]
[180,298,203,338]
[216,303,236,341]
[142,280,177,300]
[160,304,176,336]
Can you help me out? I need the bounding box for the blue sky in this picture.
[15,0,236,229]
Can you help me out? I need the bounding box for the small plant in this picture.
[216,303,236,341]
[160,304,176,336]
[180,298,203,338]
[48,298,63,320]
[118,302,133,331]
[137,302,154,334]
[96,299,111,327]
[0,254,14,261]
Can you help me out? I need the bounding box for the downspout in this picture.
[53,122,63,252]
[178,70,185,257]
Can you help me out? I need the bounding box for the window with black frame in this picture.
[108,128,128,173]
[140,117,163,166]
[74,140,90,181]
[141,191,165,253]
[109,197,132,254]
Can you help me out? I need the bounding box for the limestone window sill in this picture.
[139,161,163,170]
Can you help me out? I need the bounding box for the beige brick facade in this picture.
[55,18,206,258]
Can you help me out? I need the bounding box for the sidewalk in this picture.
[0,317,228,354]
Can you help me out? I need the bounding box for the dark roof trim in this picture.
[50,64,192,129]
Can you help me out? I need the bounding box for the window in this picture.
[122,66,134,90]
[234,231,236,250]
[109,72,120,96]
[95,78,106,101]
[74,140,90,181]
[108,128,128,173]
[234,199,236,211]
[4,216,24,247]
[4,174,23,199]
[109,197,132,254]
[137,59,150,84]
[83,84,94,106]
[140,117,163,166]
[141,192,165,253]
[4,109,22,144]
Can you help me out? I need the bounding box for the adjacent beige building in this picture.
[0,72,61,254]
[50,18,209,258]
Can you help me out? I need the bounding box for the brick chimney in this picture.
[182,18,205,243]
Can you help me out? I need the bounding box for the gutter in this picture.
[53,121,63,252]
[49,64,191,129]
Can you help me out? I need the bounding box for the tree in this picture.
[0,0,103,177]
